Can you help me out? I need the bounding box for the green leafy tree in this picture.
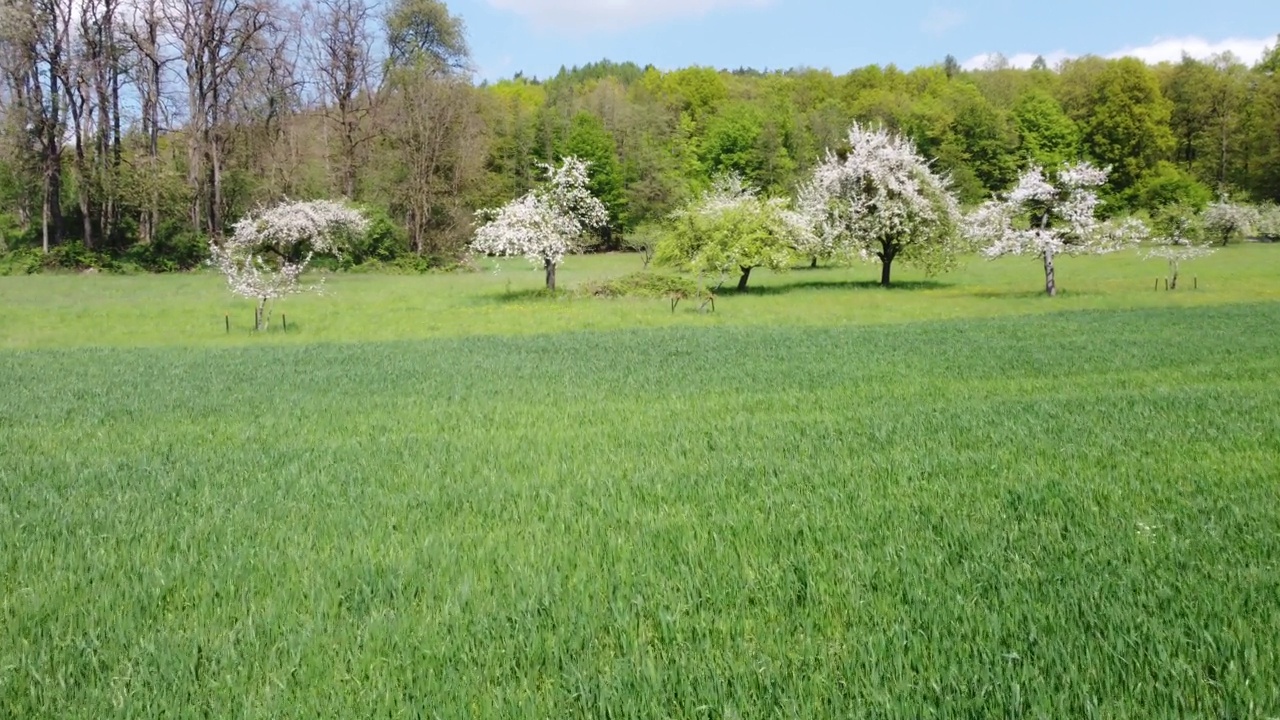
[698,104,766,184]
[656,175,805,291]
[385,0,469,72]
[1013,91,1080,169]
[562,112,627,238]
[1081,58,1176,194]
[1163,55,1215,171]
[945,85,1019,200]
[1133,162,1213,213]
[651,66,727,122]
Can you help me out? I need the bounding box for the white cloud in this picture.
[1107,36,1274,65]
[485,0,773,32]
[920,7,965,37]
[962,35,1274,71]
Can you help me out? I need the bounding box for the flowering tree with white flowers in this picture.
[797,123,962,287]
[1146,207,1214,290]
[1202,199,1258,246]
[967,162,1145,297]
[656,174,809,291]
[210,199,369,330]
[470,156,608,291]
[1257,203,1280,242]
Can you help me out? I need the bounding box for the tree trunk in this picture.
[1170,261,1179,291]
[544,258,557,291]
[878,241,897,287]
[1039,212,1056,297]
[1043,249,1057,297]
[73,131,93,249]
[737,266,752,291]
[809,256,818,269]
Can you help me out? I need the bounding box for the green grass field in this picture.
[2,249,1280,717]
[2,246,1278,349]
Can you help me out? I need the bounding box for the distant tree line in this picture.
[0,0,1277,272]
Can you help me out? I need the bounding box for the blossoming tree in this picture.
[1146,206,1214,290]
[655,174,808,291]
[797,123,962,287]
[967,162,1145,296]
[210,199,369,330]
[1202,199,1257,246]
[470,156,608,291]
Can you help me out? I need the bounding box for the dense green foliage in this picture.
[655,177,804,290]
[3,299,1279,717]
[3,7,1279,271]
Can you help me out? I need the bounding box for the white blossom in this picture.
[470,156,608,290]
[1202,199,1258,246]
[1256,203,1280,241]
[1145,210,1214,289]
[210,199,369,330]
[967,162,1143,296]
[797,123,962,285]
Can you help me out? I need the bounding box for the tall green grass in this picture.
[3,304,1279,717]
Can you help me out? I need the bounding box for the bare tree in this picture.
[1,0,66,251]
[375,0,481,257]
[311,0,377,198]
[120,0,168,243]
[167,0,273,238]
[381,74,485,256]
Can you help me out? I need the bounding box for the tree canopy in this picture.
[1,3,1279,272]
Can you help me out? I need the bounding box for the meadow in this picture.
[2,248,1280,717]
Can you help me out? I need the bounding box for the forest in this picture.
[1,0,1278,272]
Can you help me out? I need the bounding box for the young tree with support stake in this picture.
[1146,205,1214,290]
[470,156,608,291]
[797,123,962,287]
[210,199,368,330]
[967,162,1146,297]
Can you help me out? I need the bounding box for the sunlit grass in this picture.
[3,303,1280,716]
[1,244,1277,349]
[3,248,1279,716]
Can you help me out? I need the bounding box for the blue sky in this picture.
[447,0,1279,81]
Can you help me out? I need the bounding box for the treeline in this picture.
[0,0,1278,272]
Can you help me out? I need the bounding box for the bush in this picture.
[1132,162,1214,213]
[0,248,42,275]
[343,206,410,266]
[578,271,700,299]
[1256,204,1280,242]
[46,242,121,272]
[126,222,210,272]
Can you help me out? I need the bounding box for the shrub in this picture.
[0,248,42,275]
[577,271,700,299]
[1256,204,1280,242]
[1132,162,1213,213]
[343,206,410,266]
[127,222,210,272]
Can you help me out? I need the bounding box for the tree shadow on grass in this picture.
[731,279,952,296]
[480,288,570,304]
